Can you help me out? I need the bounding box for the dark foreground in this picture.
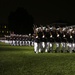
[0,42,75,75]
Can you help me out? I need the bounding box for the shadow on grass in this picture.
[0,46,34,52]
[0,42,33,51]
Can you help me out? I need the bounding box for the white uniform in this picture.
[34,35,39,53]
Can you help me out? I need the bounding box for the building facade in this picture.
[0,24,10,37]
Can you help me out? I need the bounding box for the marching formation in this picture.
[0,34,34,46]
[0,25,75,53]
[33,25,75,53]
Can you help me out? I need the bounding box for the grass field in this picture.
[0,42,75,75]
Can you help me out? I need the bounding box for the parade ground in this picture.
[0,42,75,75]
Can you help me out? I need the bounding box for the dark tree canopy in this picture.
[8,7,34,34]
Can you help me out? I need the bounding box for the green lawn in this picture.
[0,42,75,75]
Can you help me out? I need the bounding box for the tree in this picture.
[8,7,34,34]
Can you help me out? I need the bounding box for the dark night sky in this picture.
[0,0,75,25]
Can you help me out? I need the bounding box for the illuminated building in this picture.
[0,24,10,37]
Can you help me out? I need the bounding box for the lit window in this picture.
[4,26,6,28]
[2,31,4,33]
[7,31,8,33]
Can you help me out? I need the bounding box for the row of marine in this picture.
[33,25,75,53]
